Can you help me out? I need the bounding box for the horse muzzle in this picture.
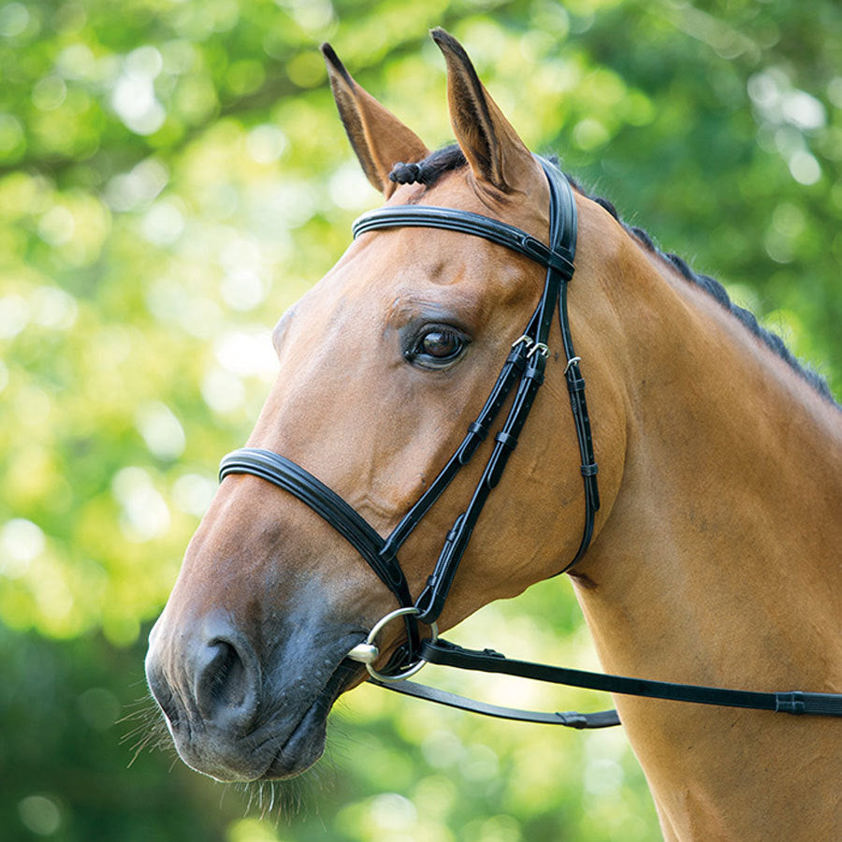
[144,611,363,781]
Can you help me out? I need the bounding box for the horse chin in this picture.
[257,658,362,781]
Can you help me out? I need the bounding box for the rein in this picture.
[218,158,842,728]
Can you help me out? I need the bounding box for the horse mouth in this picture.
[252,656,364,781]
[162,639,367,784]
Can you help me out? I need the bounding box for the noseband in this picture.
[219,158,842,727]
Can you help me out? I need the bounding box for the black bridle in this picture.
[219,158,842,728]
[221,159,597,667]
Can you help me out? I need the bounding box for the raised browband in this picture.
[352,205,575,278]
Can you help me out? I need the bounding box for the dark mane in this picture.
[390,145,837,406]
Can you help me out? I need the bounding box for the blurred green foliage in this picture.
[0,0,839,839]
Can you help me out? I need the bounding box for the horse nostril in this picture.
[204,642,245,707]
[195,636,261,730]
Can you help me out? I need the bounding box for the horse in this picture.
[145,29,842,840]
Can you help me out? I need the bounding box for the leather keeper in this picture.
[494,431,519,451]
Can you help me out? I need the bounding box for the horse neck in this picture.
[584,244,842,667]
[571,235,842,838]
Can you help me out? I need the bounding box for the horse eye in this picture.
[406,326,468,368]
[422,330,461,358]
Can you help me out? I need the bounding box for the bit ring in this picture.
[347,606,438,681]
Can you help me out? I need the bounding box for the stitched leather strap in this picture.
[413,349,551,623]
[353,205,575,278]
[369,675,621,728]
[378,332,532,557]
[219,448,421,652]
[365,636,842,727]
[416,638,842,717]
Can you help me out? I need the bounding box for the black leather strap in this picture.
[219,448,414,608]
[378,333,531,558]
[417,638,842,718]
[353,205,575,278]
[365,636,842,727]
[369,675,621,728]
[414,349,551,623]
[218,449,425,659]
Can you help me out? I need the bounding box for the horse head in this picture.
[144,29,630,782]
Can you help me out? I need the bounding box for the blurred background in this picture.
[1,0,840,839]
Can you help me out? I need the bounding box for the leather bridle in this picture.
[219,158,842,728]
[221,159,597,669]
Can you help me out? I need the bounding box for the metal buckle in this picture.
[527,342,550,359]
[346,606,439,682]
[511,334,533,350]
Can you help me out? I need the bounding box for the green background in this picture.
[1,0,839,839]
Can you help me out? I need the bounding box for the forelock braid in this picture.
[389,161,430,185]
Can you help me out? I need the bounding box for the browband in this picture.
[352,205,575,277]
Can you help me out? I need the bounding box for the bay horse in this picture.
[145,29,842,840]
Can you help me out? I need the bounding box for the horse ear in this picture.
[431,28,539,196]
[321,44,429,197]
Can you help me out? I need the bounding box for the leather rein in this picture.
[219,158,842,728]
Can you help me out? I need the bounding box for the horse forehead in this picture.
[271,176,551,362]
[282,238,519,340]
